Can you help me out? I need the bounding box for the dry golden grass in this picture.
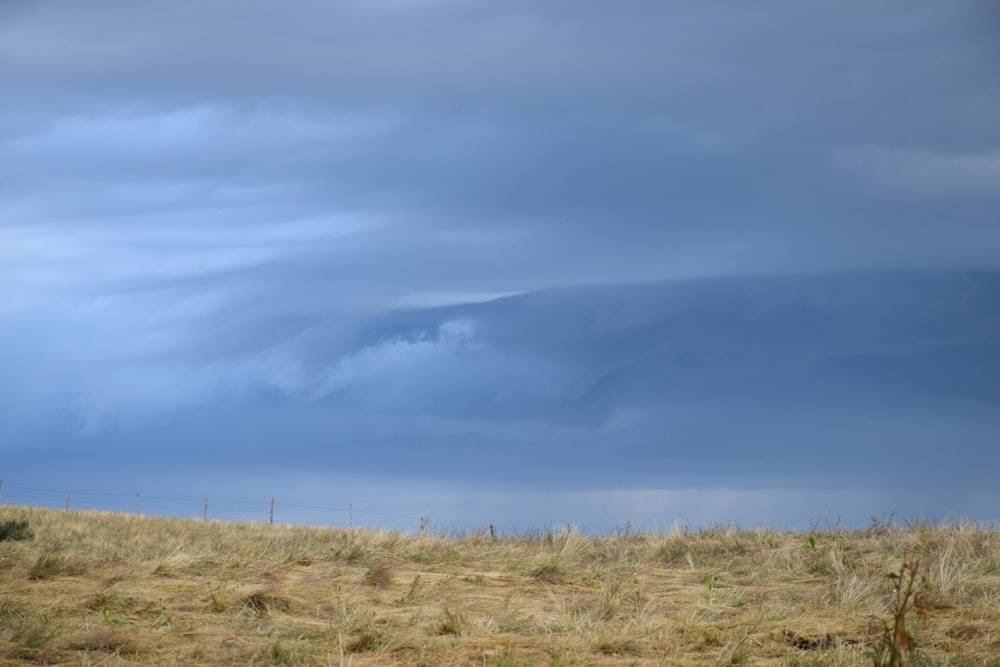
[1,507,998,666]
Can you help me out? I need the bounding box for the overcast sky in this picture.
[2,1,999,532]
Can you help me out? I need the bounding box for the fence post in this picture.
[204,498,208,522]
[349,503,353,528]
[269,497,275,525]
[65,489,70,512]
[136,493,141,515]
[0,479,3,502]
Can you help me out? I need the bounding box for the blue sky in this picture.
[2,1,999,532]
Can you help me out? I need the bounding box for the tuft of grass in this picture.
[239,590,292,617]
[334,543,368,563]
[64,628,141,656]
[28,551,85,580]
[497,614,537,635]
[548,646,578,667]
[364,561,394,588]
[656,538,691,567]
[532,561,568,584]
[592,635,642,656]
[4,615,60,661]
[207,588,229,613]
[265,639,294,665]
[486,647,533,667]
[343,615,394,653]
[436,606,468,635]
[0,519,33,542]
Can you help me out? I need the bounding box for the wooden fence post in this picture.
[204,498,208,522]
[136,493,141,515]
[269,497,275,525]
[65,489,70,512]
[349,503,353,528]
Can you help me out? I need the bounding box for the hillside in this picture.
[1,507,998,665]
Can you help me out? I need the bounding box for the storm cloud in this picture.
[1,1,998,530]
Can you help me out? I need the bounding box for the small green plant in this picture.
[702,574,718,602]
[805,535,817,551]
[268,639,293,665]
[868,560,928,667]
[437,606,468,635]
[0,519,33,542]
[598,579,621,621]
[102,608,133,625]
[394,574,421,606]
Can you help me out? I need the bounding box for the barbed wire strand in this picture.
[0,482,510,532]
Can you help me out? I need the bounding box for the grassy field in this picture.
[0,507,998,666]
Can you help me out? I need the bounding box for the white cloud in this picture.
[310,319,484,401]
[389,290,524,309]
[2,105,397,185]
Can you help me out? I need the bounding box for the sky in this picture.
[1,1,999,533]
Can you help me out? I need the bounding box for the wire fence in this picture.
[0,479,507,536]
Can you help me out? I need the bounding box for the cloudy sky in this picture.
[2,1,999,532]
